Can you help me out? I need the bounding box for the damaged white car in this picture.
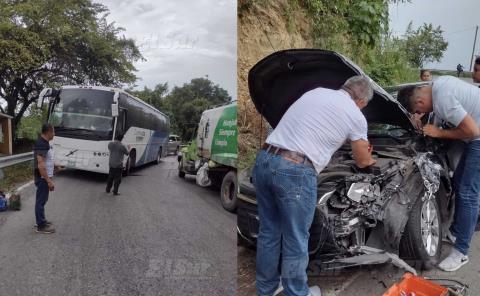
[237,49,461,272]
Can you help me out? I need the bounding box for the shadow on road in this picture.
[55,162,159,182]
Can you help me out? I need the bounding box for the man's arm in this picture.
[350,139,376,168]
[122,144,130,155]
[37,155,54,190]
[423,115,480,140]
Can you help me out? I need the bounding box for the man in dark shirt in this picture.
[106,134,130,195]
[33,124,56,234]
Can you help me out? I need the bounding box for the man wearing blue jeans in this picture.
[33,124,57,234]
[253,76,376,296]
[398,76,480,271]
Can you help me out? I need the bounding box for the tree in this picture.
[0,0,143,138]
[165,78,231,140]
[129,83,169,111]
[402,22,448,68]
[134,78,231,140]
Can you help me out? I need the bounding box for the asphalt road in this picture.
[0,156,236,296]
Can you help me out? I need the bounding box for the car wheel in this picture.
[237,233,256,250]
[400,192,442,270]
[221,170,237,212]
[178,160,186,178]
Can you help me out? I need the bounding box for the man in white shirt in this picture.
[398,76,480,272]
[253,76,375,296]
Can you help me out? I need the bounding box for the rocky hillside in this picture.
[237,0,313,168]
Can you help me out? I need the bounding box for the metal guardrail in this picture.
[0,152,33,169]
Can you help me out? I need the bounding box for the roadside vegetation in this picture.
[130,77,232,142]
[0,0,143,143]
[0,161,33,193]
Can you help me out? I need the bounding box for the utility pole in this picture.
[470,25,478,71]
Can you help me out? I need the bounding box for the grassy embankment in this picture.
[0,161,33,193]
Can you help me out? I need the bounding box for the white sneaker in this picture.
[308,286,321,296]
[438,248,469,272]
[442,229,456,244]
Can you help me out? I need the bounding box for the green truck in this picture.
[177,102,238,212]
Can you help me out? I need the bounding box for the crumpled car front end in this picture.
[238,138,452,271]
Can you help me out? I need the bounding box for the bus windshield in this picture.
[50,89,114,138]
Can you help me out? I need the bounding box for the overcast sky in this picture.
[99,0,236,99]
[389,0,478,71]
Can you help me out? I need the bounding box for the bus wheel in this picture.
[124,151,135,176]
[220,170,237,212]
[156,148,162,165]
[123,157,130,177]
[177,155,186,178]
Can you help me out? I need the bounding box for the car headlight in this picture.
[347,182,370,203]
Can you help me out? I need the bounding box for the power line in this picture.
[444,26,477,36]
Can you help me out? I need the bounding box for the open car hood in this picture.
[248,49,415,130]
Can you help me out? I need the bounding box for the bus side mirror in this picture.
[37,88,52,108]
[112,103,119,117]
[113,92,119,103]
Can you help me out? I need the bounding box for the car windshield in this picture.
[50,89,114,133]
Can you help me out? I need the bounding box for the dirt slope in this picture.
[237,0,313,167]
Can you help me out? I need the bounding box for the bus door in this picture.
[115,108,127,138]
[37,88,61,122]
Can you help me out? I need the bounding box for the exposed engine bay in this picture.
[308,133,449,271]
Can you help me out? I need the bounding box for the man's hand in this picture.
[367,143,373,153]
[47,180,55,191]
[54,165,65,174]
[411,113,425,130]
[422,115,480,140]
[422,124,442,138]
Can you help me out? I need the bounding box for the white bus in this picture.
[38,85,170,174]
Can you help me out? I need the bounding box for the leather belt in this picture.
[261,143,313,167]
